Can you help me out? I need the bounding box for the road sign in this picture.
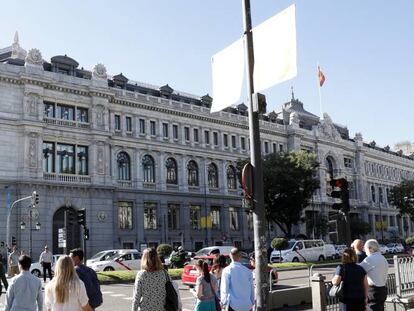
[58,228,66,248]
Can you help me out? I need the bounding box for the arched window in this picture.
[325,157,334,178]
[227,165,237,190]
[142,155,155,183]
[187,160,199,186]
[166,157,177,184]
[371,185,376,202]
[208,163,219,188]
[117,152,131,180]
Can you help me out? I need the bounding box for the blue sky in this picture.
[1,0,413,147]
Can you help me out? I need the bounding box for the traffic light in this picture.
[330,178,350,211]
[12,236,16,245]
[68,210,75,227]
[84,228,90,240]
[31,191,39,207]
[77,209,86,226]
[328,212,339,243]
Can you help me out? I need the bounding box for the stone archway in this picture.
[52,206,81,254]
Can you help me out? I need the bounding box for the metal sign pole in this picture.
[241,0,269,309]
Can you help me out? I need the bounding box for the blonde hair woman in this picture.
[45,255,91,311]
[132,248,171,311]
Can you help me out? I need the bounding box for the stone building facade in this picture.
[0,35,413,258]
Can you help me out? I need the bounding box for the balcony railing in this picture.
[43,117,90,129]
[43,172,91,183]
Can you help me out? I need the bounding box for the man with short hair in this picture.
[220,248,254,311]
[5,255,43,311]
[351,239,367,263]
[8,246,19,278]
[70,248,103,310]
[360,239,389,311]
[39,245,53,282]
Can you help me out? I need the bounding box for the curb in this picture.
[99,275,181,285]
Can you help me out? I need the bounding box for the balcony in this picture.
[43,117,90,129]
[43,172,91,184]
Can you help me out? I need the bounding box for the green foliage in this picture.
[406,236,414,246]
[271,237,289,250]
[156,244,173,257]
[350,218,371,238]
[238,151,320,237]
[390,180,414,216]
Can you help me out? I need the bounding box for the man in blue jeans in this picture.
[70,248,103,310]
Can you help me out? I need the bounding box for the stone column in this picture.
[311,274,327,311]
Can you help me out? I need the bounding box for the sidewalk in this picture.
[273,304,312,311]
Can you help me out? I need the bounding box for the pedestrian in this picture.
[44,255,91,311]
[4,254,43,311]
[0,252,8,293]
[331,248,368,311]
[210,249,220,257]
[131,248,172,311]
[220,248,254,311]
[39,245,53,282]
[70,248,103,310]
[191,259,218,311]
[351,239,367,263]
[211,255,226,299]
[8,246,19,278]
[360,239,389,311]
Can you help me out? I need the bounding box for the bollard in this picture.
[311,273,327,311]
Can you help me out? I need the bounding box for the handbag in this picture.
[210,281,221,311]
[163,269,179,311]
[329,264,346,300]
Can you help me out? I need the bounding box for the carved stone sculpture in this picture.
[29,139,37,168]
[317,113,341,141]
[25,48,43,66]
[93,63,107,79]
[289,112,300,125]
[97,147,104,174]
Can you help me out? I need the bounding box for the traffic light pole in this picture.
[242,0,269,309]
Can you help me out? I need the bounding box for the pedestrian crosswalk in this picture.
[102,290,134,301]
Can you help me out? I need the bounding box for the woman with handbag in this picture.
[191,260,219,311]
[331,248,368,311]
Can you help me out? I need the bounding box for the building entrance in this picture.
[52,206,81,254]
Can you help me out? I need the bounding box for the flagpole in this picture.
[317,62,323,118]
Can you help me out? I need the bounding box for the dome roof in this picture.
[50,55,79,68]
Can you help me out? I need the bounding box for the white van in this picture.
[270,239,326,263]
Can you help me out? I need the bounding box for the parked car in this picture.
[379,244,390,254]
[89,250,141,272]
[30,254,65,277]
[181,254,278,288]
[194,246,235,257]
[334,244,347,257]
[386,243,404,254]
[86,249,131,266]
[324,244,338,259]
[270,239,326,263]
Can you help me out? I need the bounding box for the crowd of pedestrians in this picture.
[332,238,389,311]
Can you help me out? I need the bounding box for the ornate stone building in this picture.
[0,34,413,258]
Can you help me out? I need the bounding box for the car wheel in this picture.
[318,255,325,262]
[104,267,115,272]
[292,257,299,262]
[31,269,41,277]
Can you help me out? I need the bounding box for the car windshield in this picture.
[281,241,296,250]
[90,251,106,260]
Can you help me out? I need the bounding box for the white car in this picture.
[334,244,347,257]
[30,254,65,277]
[270,239,326,263]
[324,244,338,259]
[86,249,131,266]
[194,246,235,256]
[379,244,390,254]
[386,243,404,254]
[90,250,141,272]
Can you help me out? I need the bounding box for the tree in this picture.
[390,180,414,215]
[307,214,328,238]
[238,151,320,237]
[349,218,371,239]
[156,244,173,258]
[271,237,288,261]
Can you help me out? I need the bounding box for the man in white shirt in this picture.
[5,254,43,311]
[39,245,53,282]
[359,239,389,311]
[220,248,254,311]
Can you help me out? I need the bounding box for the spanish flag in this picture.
[318,66,325,87]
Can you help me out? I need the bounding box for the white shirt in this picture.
[45,279,89,311]
[40,251,53,264]
[220,262,254,311]
[359,251,389,286]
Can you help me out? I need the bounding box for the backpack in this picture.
[76,265,103,309]
[163,269,178,311]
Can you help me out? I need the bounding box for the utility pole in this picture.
[242,0,268,309]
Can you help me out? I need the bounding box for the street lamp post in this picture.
[20,209,41,257]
